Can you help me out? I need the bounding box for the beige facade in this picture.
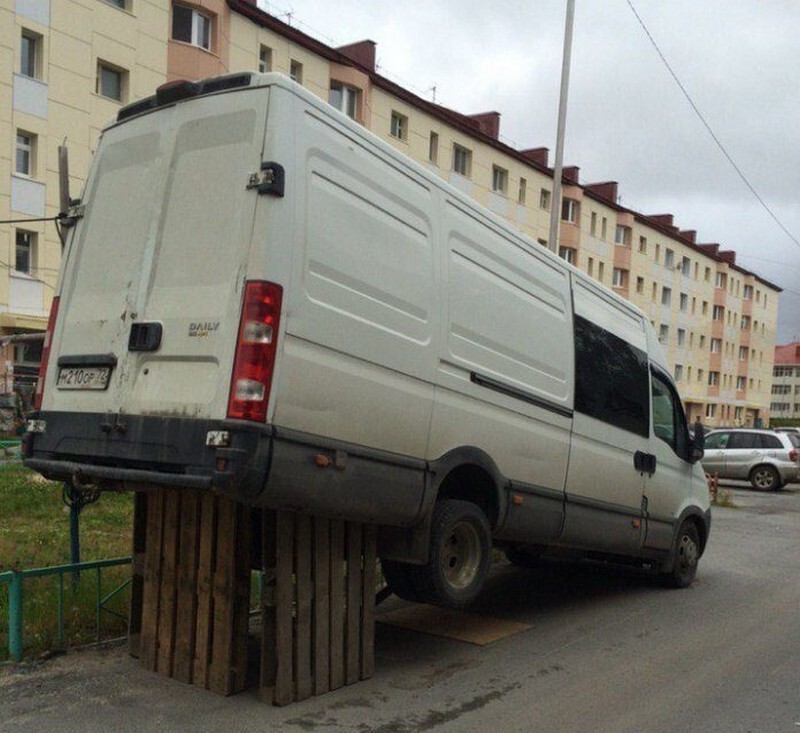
[0,0,781,424]
[771,343,800,421]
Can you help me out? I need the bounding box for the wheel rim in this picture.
[752,468,776,489]
[440,520,482,590]
[676,532,698,578]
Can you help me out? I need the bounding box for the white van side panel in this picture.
[428,201,573,495]
[272,101,437,458]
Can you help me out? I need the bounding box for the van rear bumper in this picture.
[22,411,427,526]
[23,410,271,498]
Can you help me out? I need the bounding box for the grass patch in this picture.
[711,490,736,508]
[0,465,133,660]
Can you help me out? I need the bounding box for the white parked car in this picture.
[701,429,800,490]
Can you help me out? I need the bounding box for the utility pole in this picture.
[547,0,575,255]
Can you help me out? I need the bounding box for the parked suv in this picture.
[701,429,800,490]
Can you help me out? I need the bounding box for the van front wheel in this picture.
[412,499,491,608]
[661,521,700,588]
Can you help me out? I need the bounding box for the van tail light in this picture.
[227,281,283,422]
[790,449,798,462]
[34,296,60,410]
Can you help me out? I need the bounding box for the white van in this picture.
[24,73,710,607]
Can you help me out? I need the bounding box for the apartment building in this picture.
[771,342,800,422]
[0,0,781,424]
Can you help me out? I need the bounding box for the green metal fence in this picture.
[0,556,131,662]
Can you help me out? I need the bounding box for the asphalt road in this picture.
[2,483,800,732]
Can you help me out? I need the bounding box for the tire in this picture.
[410,499,491,608]
[505,544,544,569]
[661,521,700,588]
[749,464,782,491]
[381,559,421,603]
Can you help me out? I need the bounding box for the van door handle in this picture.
[634,451,657,476]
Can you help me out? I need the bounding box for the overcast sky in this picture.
[259,0,800,342]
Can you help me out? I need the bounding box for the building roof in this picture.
[775,342,800,365]
[229,0,781,293]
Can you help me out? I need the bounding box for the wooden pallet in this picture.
[129,489,377,704]
[259,511,377,705]
[130,489,251,696]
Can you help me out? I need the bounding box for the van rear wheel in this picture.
[412,499,491,608]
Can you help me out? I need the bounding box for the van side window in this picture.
[759,434,782,450]
[574,315,649,437]
[650,369,688,457]
[728,432,756,450]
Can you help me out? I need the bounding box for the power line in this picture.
[626,0,800,252]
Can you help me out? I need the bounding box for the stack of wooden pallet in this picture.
[129,489,377,704]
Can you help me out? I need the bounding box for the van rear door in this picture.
[47,87,270,421]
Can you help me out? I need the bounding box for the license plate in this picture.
[56,366,111,391]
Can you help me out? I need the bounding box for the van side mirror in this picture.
[689,434,704,464]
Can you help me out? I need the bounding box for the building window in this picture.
[15,132,35,177]
[491,165,508,194]
[518,177,527,205]
[561,198,579,223]
[612,268,627,287]
[674,364,683,381]
[15,231,35,275]
[710,338,722,353]
[587,258,594,277]
[601,217,608,240]
[428,132,439,164]
[679,293,688,312]
[705,403,716,419]
[736,377,746,391]
[290,60,303,83]
[590,212,597,236]
[677,328,686,346]
[598,262,605,282]
[329,82,358,119]
[172,4,211,50]
[636,276,644,294]
[713,305,724,321]
[659,324,669,343]
[661,287,672,306]
[638,236,647,254]
[390,111,408,141]
[452,144,471,176]
[539,188,551,210]
[708,371,719,386]
[258,45,272,73]
[664,248,675,269]
[743,284,753,300]
[558,246,575,265]
[20,31,41,79]
[715,271,726,289]
[96,61,127,102]
[739,346,748,360]
[614,225,630,246]
[681,257,691,276]
[104,0,128,9]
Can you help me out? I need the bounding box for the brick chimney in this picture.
[336,40,377,71]
[698,243,721,256]
[585,181,618,203]
[562,166,580,184]
[648,214,678,232]
[679,229,697,243]
[520,147,549,167]
[467,112,500,140]
[719,250,736,265]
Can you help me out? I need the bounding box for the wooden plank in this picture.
[294,515,313,701]
[172,492,200,684]
[192,492,217,688]
[259,509,278,701]
[139,489,165,672]
[312,517,330,696]
[360,525,377,681]
[273,511,295,706]
[345,522,363,685]
[156,489,181,677]
[231,502,252,694]
[128,491,148,659]
[209,496,238,695]
[328,519,346,691]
